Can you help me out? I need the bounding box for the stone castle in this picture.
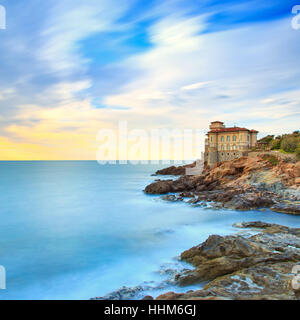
[204,121,258,167]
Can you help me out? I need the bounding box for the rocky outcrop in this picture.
[271,203,300,215]
[155,222,300,300]
[145,154,300,214]
[154,162,196,176]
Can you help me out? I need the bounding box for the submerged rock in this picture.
[91,286,145,300]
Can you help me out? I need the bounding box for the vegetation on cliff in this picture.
[258,131,300,159]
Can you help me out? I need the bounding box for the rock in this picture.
[91,286,145,300]
[142,295,154,300]
[177,234,273,285]
[145,154,299,214]
[233,221,300,235]
[144,180,173,194]
[224,192,275,210]
[155,162,196,176]
[156,222,300,300]
[271,203,300,215]
[161,194,179,202]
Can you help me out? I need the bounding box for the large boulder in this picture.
[157,222,300,300]
[144,180,173,194]
[176,234,273,285]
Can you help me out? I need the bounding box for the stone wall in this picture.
[218,151,246,163]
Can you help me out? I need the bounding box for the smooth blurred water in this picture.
[0,161,299,300]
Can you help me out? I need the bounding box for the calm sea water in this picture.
[0,161,299,300]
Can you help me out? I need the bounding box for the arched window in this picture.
[227,136,230,142]
[233,135,236,142]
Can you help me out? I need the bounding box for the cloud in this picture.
[0,0,299,159]
[37,0,133,75]
[181,82,211,91]
[102,15,300,132]
[0,88,16,100]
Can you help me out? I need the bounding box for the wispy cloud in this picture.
[0,0,299,159]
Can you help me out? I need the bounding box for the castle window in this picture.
[227,144,230,150]
[221,136,224,142]
[221,145,224,150]
[211,136,213,142]
[227,136,230,141]
[233,135,237,141]
[233,144,236,150]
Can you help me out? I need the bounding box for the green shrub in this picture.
[296,144,300,160]
[281,136,298,153]
[270,138,281,150]
[258,135,274,144]
[262,154,279,166]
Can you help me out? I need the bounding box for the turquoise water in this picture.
[0,161,299,300]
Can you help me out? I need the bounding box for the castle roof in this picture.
[208,127,258,133]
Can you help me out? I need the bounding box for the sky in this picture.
[0,0,299,160]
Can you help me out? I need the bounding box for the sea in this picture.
[0,161,299,300]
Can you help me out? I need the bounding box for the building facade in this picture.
[204,121,258,167]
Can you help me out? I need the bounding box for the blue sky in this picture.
[0,0,299,159]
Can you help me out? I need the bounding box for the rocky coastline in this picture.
[155,221,300,300]
[92,221,300,300]
[144,154,300,214]
[142,154,300,300]
[93,154,300,300]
